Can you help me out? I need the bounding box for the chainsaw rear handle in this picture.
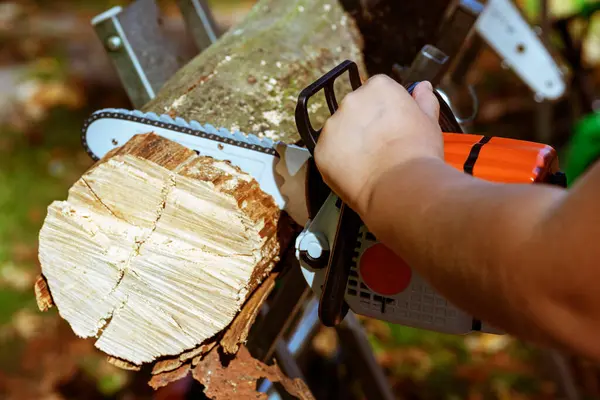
[295,60,363,327]
[294,60,464,327]
[295,60,363,155]
[295,60,463,153]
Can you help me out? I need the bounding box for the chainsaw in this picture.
[82,60,566,335]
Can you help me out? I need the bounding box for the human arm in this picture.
[314,75,600,361]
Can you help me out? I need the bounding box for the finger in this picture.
[412,81,440,122]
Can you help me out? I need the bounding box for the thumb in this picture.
[412,81,440,123]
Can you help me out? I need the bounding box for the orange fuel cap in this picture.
[359,243,412,296]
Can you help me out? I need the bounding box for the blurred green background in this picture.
[0,0,599,399]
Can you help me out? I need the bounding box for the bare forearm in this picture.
[312,74,600,358]
[361,157,600,358]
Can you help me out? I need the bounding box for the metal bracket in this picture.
[400,44,449,87]
[436,0,482,67]
[92,0,193,108]
[176,0,221,52]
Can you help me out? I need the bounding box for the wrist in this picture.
[357,154,443,223]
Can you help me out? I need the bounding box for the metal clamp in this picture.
[176,0,221,53]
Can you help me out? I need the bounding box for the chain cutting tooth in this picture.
[145,112,160,121]
[218,127,233,138]
[246,135,260,146]
[198,122,217,134]
[83,108,279,160]
[159,115,174,124]
[253,134,274,148]
[232,131,247,142]
[174,117,188,126]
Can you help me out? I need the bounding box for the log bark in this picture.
[37,133,290,366]
[143,0,452,145]
[142,0,368,144]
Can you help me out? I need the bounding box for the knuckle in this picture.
[339,90,360,109]
[320,116,336,141]
[366,74,393,87]
[314,138,328,166]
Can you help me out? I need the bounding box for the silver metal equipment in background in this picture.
[91,0,221,108]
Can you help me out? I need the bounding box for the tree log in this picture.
[142,0,368,144]
[38,133,289,366]
[339,0,453,75]
[143,0,452,144]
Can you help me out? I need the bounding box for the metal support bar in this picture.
[245,251,316,399]
[92,0,191,108]
[260,299,322,399]
[260,298,396,400]
[401,44,449,87]
[448,34,484,86]
[176,0,221,52]
[336,313,396,400]
[432,0,484,129]
[435,0,482,71]
[247,256,313,363]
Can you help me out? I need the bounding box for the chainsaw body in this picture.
[294,60,566,332]
[296,132,563,334]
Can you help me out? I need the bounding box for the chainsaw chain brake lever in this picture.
[294,60,463,327]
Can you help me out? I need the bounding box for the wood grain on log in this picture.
[38,133,286,366]
[221,269,279,354]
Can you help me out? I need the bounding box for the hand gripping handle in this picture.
[404,82,464,133]
[294,61,463,327]
[295,61,462,154]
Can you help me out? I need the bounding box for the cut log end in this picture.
[37,133,287,366]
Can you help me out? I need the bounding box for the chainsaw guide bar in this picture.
[81,108,313,226]
[81,108,277,161]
